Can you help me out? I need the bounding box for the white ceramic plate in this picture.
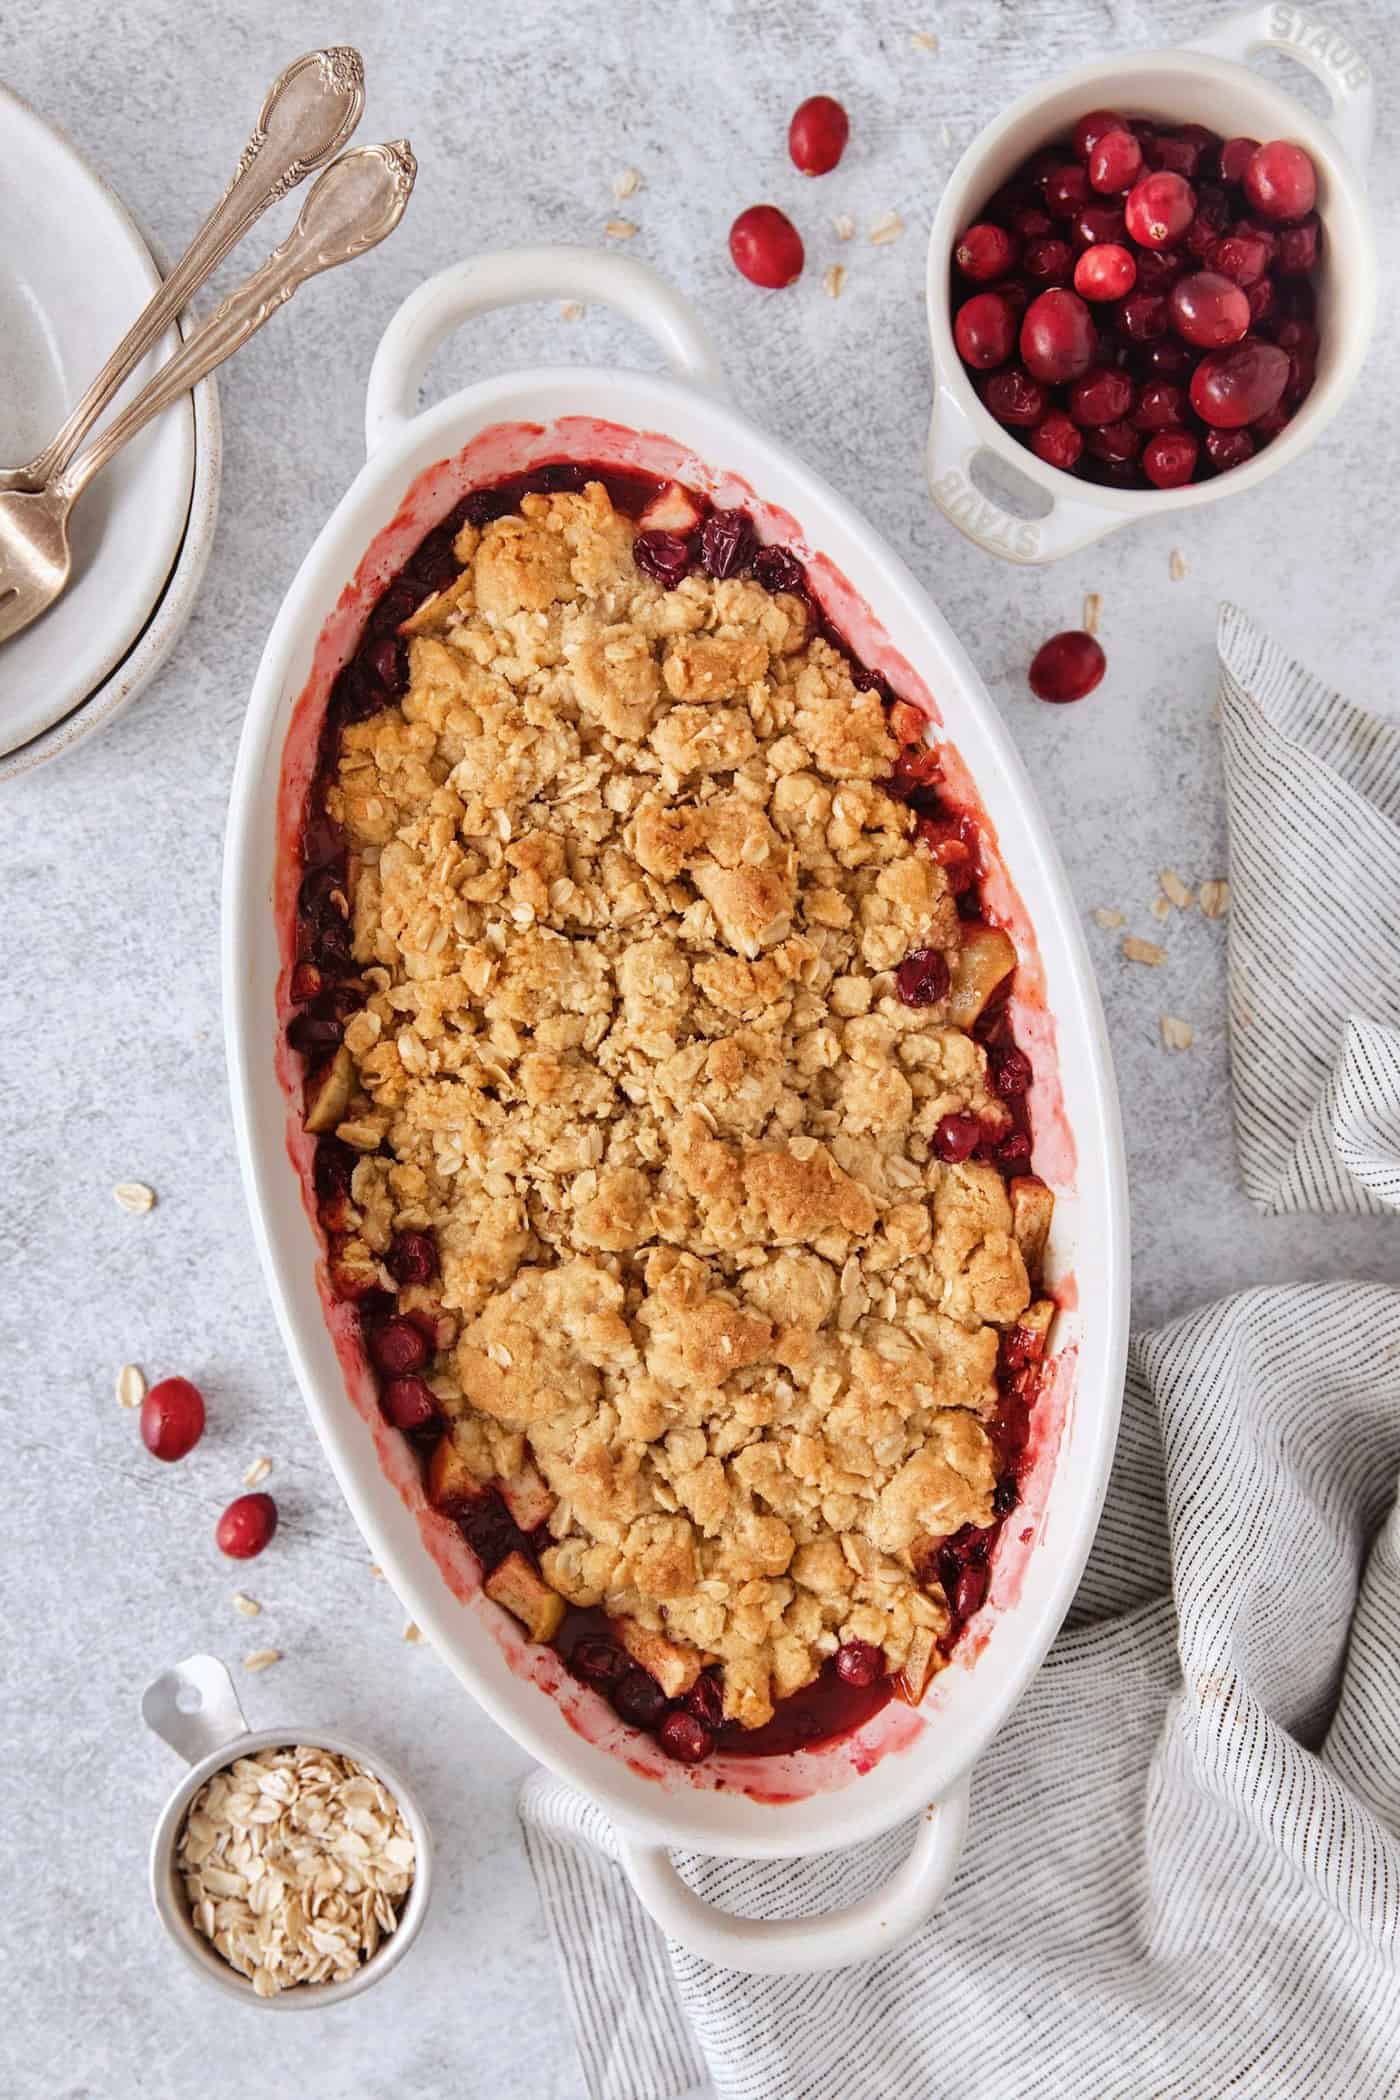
[0,83,197,755]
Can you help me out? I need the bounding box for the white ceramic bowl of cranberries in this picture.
[223,244,1129,1972]
[925,1,1376,562]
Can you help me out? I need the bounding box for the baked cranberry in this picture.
[953,1563,989,1620]
[1029,409,1083,471]
[1204,427,1256,472]
[570,1637,628,1688]
[699,507,755,579]
[1219,135,1259,185]
[367,636,407,698]
[313,1137,354,1208]
[1067,366,1133,427]
[729,204,804,288]
[1071,201,1127,249]
[1124,170,1195,248]
[995,1129,1033,1169]
[1074,242,1136,301]
[1088,128,1142,194]
[612,1666,668,1731]
[955,290,1017,369]
[658,1710,715,1763]
[1020,288,1096,384]
[933,1111,983,1163]
[1071,107,1126,160]
[1133,379,1189,430]
[788,94,849,176]
[217,1492,278,1560]
[983,367,1048,427]
[1190,339,1289,427]
[1084,418,1141,463]
[1116,291,1170,343]
[140,1377,206,1462]
[370,1318,431,1377]
[387,1231,438,1286]
[685,1672,725,1729]
[1276,215,1321,275]
[955,222,1018,281]
[1169,270,1249,348]
[835,1639,885,1688]
[915,817,977,890]
[753,544,805,594]
[382,1376,439,1432]
[288,1012,343,1057]
[1243,140,1316,222]
[1140,336,1193,378]
[991,1046,1033,1097]
[1040,162,1088,218]
[1028,629,1105,703]
[1208,233,1269,286]
[1023,237,1073,286]
[1142,429,1199,487]
[895,946,950,1007]
[634,530,693,588]
[289,961,323,1005]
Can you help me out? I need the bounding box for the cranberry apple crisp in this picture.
[291,467,1056,1763]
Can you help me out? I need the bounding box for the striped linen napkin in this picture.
[519,606,1400,2100]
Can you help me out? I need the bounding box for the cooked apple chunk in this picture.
[1009,1174,1054,1280]
[500,1460,555,1533]
[893,1626,940,1707]
[426,1432,486,1518]
[947,925,1016,1029]
[304,1045,354,1134]
[1012,1296,1056,1364]
[484,1551,566,1643]
[617,1616,704,1698]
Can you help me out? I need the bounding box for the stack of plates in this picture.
[0,84,221,779]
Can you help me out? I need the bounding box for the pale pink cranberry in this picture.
[1205,427,1256,472]
[217,1492,278,1560]
[1028,630,1105,703]
[1067,366,1133,427]
[140,1377,206,1462]
[1190,340,1290,427]
[729,205,804,287]
[956,290,1017,369]
[835,1639,885,1688]
[955,222,1018,281]
[383,1377,439,1432]
[896,947,950,1007]
[933,1111,983,1163]
[1023,237,1073,285]
[788,94,849,175]
[1133,379,1190,431]
[370,1318,431,1377]
[1169,270,1249,347]
[1088,128,1142,194]
[983,367,1048,427]
[1028,409,1083,471]
[1142,429,1199,487]
[1124,170,1196,248]
[1071,107,1126,160]
[1074,242,1136,301]
[1243,140,1316,222]
[1219,136,1259,184]
[658,1710,715,1763]
[1020,287,1096,383]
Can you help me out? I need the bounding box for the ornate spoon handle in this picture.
[60,143,416,502]
[15,47,365,491]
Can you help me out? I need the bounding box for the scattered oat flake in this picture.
[114,1181,156,1213]
[1123,936,1167,966]
[832,213,855,241]
[116,1363,146,1410]
[1158,867,1193,909]
[1092,907,1125,930]
[369,1563,385,1580]
[604,218,637,240]
[824,263,847,299]
[1169,548,1188,581]
[243,1456,273,1488]
[1150,896,1172,921]
[243,1649,282,1673]
[232,1593,261,1618]
[611,166,641,200]
[869,211,904,245]
[560,300,584,322]
[911,28,939,49]
[402,1622,424,1644]
[1199,878,1230,919]
[1082,591,1102,637]
[1161,1015,1195,1050]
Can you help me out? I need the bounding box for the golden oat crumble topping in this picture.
[320,482,1035,1730]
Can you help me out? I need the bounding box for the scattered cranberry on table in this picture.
[1028,630,1107,704]
[951,116,1321,488]
[729,204,804,287]
[140,1376,206,1462]
[788,94,849,175]
[217,1491,279,1560]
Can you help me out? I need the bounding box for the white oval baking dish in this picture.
[925,0,1377,563]
[223,247,1130,1972]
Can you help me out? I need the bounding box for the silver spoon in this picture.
[0,141,416,648]
[0,47,365,496]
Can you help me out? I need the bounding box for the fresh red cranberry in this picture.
[1208,233,1269,286]
[1067,366,1133,427]
[1020,287,1096,384]
[788,94,849,176]
[1011,203,1055,239]
[570,1637,628,1688]
[1232,216,1279,265]
[1071,201,1128,249]
[1116,291,1170,343]
[1029,629,1105,703]
[658,1710,715,1763]
[612,1666,669,1731]
[955,290,1017,369]
[1244,140,1316,222]
[1028,409,1083,471]
[932,1111,983,1163]
[217,1492,278,1560]
[753,544,805,594]
[140,1377,206,1462]
[1278,318,1318,404]
[1276,215,1321,275]
[834,1639,885,1688]
[1084,417,1141,463]
[1133,379,1189,430]
[729,204,804,288]
[370,1318,432,1377]
[1074,242,1136,301]
[1245,276,1277,330]
[1148,130,1207,180]
[1169,270,1249,348]
[1142,428,1199,487]
[1140,336,1194,378]
[387,1231,438,1287]
[1131,246,1186,295]
[1190,339,1289,427]
[699,507,756,579]
[1023,237,1073,286]
[1088,128,1142,195]
[1252,402,1293,443]
[383,1376,439,1432]
[983,367,1048,427]
[989,277,1032,320]
[895,946,950,1007]
[1219,136,1259,184]
[685,1672,725,1729]
[955,222,1018,281]
[1040,162,1089,218]
[1276,275,1316,322]
[634,530,693,588]
[1124,170,1195,248]
[1204,426,1256,472]
[1071,107,1126,160]
[991,1046,1033,1097]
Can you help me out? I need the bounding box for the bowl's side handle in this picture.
[927,381,1129,566]
[613,1776,970,1974]
[1186,3,1374,171]
[364,246,726,457]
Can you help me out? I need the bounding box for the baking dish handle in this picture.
[1186,3,1374,171]
[365,246,726,457]
[927,379,1128,565]
[614,1776,970,1974]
